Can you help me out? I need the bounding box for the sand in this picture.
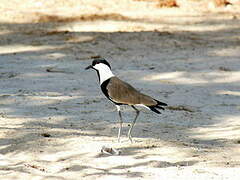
[0,0,240,179]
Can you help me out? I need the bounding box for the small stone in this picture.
[41,133,51,137]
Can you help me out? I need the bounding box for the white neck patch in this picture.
[94,63,115,84]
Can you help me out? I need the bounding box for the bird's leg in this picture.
[128,106,140,143]
[116,105,123,142]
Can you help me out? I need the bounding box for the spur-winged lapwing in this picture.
[85,58,167,142]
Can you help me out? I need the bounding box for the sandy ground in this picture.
[0,0,240,179]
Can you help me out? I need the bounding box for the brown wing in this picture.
[107,77,157,106]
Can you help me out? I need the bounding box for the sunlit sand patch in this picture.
[211,47,240,57]
[216,90,240,96]
[0,45,57,55]
[190,125,240,140]
[142,71,240,84]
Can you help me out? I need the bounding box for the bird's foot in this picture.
[128,135,134,143]
[117,137,121,143]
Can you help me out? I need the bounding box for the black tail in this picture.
[148,99,168,114]
[149,106,161,114]
[155,99,168,106]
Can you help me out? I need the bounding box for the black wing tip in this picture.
[148,99,168,114]
[156,99,168,106]
[149,106,161,114]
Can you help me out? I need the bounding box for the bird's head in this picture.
[85,58,111,71]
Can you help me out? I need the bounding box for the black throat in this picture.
[95,70,100,83]
[100,78,111,99]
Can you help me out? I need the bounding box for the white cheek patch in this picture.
[94,63,109,70]
[94,63,115,84]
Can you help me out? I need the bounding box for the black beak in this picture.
[85,65,93,70]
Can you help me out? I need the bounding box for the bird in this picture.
[85,58,167,142]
